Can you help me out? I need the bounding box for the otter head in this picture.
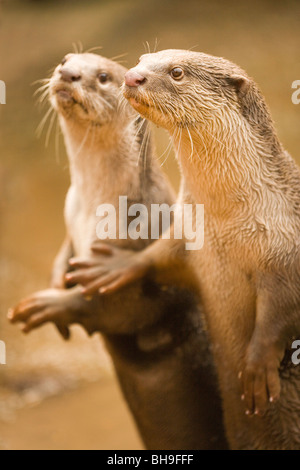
[124,50,254,129]
[49,53,130,127]
[123,49,253,132]
[123,50,280,157]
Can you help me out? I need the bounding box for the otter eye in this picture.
[98,73,109,84]
[170,67,184,80]
[61,57,67,66]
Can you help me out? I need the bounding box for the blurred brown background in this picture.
[0,0,299,450]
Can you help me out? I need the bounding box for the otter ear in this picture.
[227,75,250,95]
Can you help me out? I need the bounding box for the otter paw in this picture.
[7,290,71,339]
[66,264,108,295]
[240,359,281,417]
[68,247,148,295]
[81,265,146,296]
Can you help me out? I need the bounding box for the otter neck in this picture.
[173,124,283,217]
[60,118,141,211]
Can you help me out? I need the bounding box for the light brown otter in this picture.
[75,49,300,450]
[7,52,228,450]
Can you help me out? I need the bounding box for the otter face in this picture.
[123,50,250,131]
[49,53,128,125]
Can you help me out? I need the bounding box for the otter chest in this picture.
[189,218,258,363]
[64,185,100,256]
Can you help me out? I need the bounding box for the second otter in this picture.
[8,53,227,450]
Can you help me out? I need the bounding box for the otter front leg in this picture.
[66,232,197,296]
[50,235,74,288]
[8,281,183,337]
[242,330,283,417]
[7,286,91,338]
[241,272,299,416]
[66,243,150,296]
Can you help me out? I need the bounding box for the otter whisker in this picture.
[78,41,83,53]
[45,108,57,147]
[153,38,160,54]
[91,97,113,121]
[110,52,128,64]
[148,91,166,119]
[193,129,207,162]
[172,126,183,161]
[152,95,164,115]
[32,78,51,87]
[84,45,103,54]
[75,123,92,157]
[117,92,129,116]
[144,41,151,54]
[72,41,83,54]
[126,113,145,140]
[94,93,114,111]
[36,88,50,105]
[186,127,195,162]
[47,65,57,76]
[178,127,183,159]
[33,83,51,97]
[72,42,78,54]
[202,125,234,154]
[36,106,54,138]
[158,99,174,122]
[55,116,61,164]
[188,44,199,52]
[158,135,174,167]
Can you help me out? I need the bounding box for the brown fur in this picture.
[90,49,300,449]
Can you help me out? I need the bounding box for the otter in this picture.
[71,49,300,450]
[8,52,227,450]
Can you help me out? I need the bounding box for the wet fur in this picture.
[124,50,300,449]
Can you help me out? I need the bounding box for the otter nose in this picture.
[125,70,146,87]
[60,68,81,83]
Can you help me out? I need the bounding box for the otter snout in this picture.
[125,70,146,87]
[60,67,82,83]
